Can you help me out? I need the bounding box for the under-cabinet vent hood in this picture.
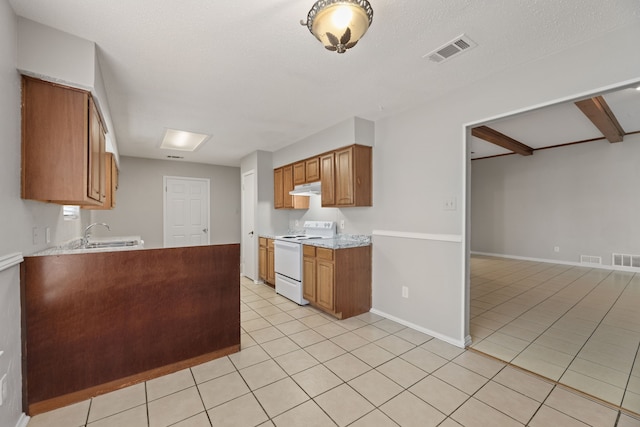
[289,182,321,196]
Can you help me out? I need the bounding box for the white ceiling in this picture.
[8,0,640,166]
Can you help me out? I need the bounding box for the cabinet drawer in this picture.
[259,237,267,247]
[317,247,334,261]
[303,245,316,257]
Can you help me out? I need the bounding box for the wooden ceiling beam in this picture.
[574,96,625,143]
[471,126,534,156]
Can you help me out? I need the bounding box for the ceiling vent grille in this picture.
[612,253,640,268]
[424,34,477,63]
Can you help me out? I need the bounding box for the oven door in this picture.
[274,239,302,281]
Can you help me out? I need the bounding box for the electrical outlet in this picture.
[554,246,560,253]
[340,220,345,230]
[0,373,7,406]
[402,286,409,298]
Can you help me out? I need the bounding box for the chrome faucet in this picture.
[83,222,110,247]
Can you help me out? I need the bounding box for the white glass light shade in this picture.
[303,0,373,54]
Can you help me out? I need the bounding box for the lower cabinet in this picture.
[259,237,275,286]
[302,244,371,319]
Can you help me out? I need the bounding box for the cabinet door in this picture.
[303,256,316,302]
[320,153,335,206]
[274,168,284,209]
[283,165,294,209]
[259,246,267,281]
[335,146,354,206]
[88,98,104,202]
[293,162,306,186]
[267,240,275,284]
[305,157,320,182]
[316,260,335,312]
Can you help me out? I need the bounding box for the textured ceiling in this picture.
[8,0,640,166]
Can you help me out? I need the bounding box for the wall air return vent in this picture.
[612,253,640,269]
[580,255,602,265]
[424,34,477,63]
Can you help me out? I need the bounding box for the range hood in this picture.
[289,182,321,196]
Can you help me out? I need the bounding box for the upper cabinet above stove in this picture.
[274,144,372,210]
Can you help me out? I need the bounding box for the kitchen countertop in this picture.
[32,236,144,256]
[260,234,371,249]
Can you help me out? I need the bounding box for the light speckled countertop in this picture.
[31,236,144,256]
[260,234,371,249]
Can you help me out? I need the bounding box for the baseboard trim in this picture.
[370,308,467,348]
[0,252,23,273]
[15,413,30,427]
[471,251,640,273]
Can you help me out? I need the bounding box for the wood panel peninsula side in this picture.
[20,244,240,415]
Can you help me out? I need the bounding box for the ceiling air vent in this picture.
[424,34,477,63]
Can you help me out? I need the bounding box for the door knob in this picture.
[249,231,254,235]
[203,228,208,233]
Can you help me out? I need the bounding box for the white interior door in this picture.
[242,171,257,281]
[164,176,210,247]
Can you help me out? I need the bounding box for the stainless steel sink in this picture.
[84,240,139,249]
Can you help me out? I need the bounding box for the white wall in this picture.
[471,134,640,265]
[93,156,241,248]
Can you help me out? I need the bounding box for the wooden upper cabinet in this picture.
[84,153,117,210]
[273,168,284,209]
[283,165,294,209]
[320,153,335,206]
[305,157,321,182]
[323,145,372,207]
[21,76,105,206]
[274,165,309,210]
[293,162,306,186]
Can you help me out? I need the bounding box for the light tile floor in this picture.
[470,255,640,414]
[28,276,640,426]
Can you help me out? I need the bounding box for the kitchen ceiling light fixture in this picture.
[160,128,209,151]
[301,0,373,54]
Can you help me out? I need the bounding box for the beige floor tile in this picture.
[353,324,390,341]
[452,351,505,379]
[146,369,195,401]
[242,317,272,332]
[88,383,146,422]
[533,333,584,355]
[469,324,496,341]
[471,339,520,362]
[380,391,445,427]
[242,310,262,321]
[330,331,370,351]
[474,381,540,424]
[254,377,309,418]
[623,390,640,413]
[249,325,285,344]
[260,336,300,358]
[288,329,326,347]
[451,397,522,427]
[376,357,428,388]
[498,322,543,341]
[299,314,332,328]
[438,419,464,427]
[286,306,316,319]
[401,347,449,373]
[314,321,349,339]
[324,353,371,381]
[528,405,589,427]
[228,345,271,370]
[373,319,406,334]
[275,319,308,335]
[511,351,567,381]
[263,311,295,325]
[207,393,268,427]
[483,331,530,353]
[87,405,147,427]
[148,387,205,427]
[315,384,375,427]
[492,366,554,402]
[544,387,619,427]
[335,316,368,331]
[197,371,250,409]
[567,357,629,388]
[394,327,433,345]
[254,305,284,317]
[305,339,346,362]
[348,370,403,406]
[191,356,236,384]
[374,334,415,355]
[519,343,574,367]
[274,348,319,375]
[433,362,489,395]
[246,299,272,309]
[272,400,337,427]
[409,375,469,415]
[241,333,257,349]
[351,343,396,367]
[170,412,211,427]
[292,364,343,397]
[559,370,625,405]
[349,409,398,427]
[354,312,385,324]
[28,400,91,427]
[617,413,640,427]
[239,359,288,390]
